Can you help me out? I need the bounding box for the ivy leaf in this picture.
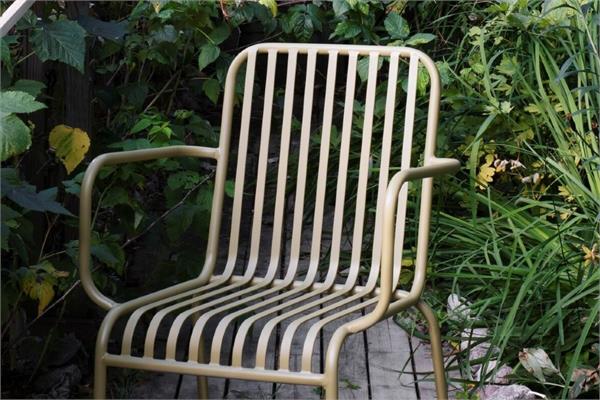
[49,124,90,174]
[202,78,220,104]
[405,33,436,46]
[0,114,32,161]
[31,20,87,73]
[0,91,46,116]
[384,13,410,39]
[7,80,46,97]
[198,43,220,72]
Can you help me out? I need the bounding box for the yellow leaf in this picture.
[558,185,574,202]
[582,244,598,266]
[259,0,278,16]
[33,281,54,316]
[49,124,90,174]
[476,153,495,189]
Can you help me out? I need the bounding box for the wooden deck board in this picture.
[367,319,417,400]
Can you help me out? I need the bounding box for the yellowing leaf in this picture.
[477,153,496,189]
[558,185,574,202]
[49,124,90,174]
[33,281,54,316]
[582,244,598,266]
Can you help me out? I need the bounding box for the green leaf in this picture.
[167,171,201,190]
[8,80,46,97]
[332,0,350,16]
[258,0,278,16]
[404,33,436,46]
[0,91,46,116]
[151,24,177,43]
[209,24,230,45]
[224,181,235,198]
[77,15,127,41]
[165,204,196,242]
[357,57,383,83]
[331,21,361,39]
[384,13,410,39]
[198,43,220,72]
[31,20,87,73]
[202,78,220,104]
[0,114,31,161]
[1,177,72,215]
[131,118,153,134]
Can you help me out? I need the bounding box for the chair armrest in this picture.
[346,157,460,333]
[79,145,220,310]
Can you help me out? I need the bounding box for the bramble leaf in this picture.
[31,20,86,73]
[0,114,31,161]
[49,124,90,174]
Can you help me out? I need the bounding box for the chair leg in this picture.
[94,351,108,399]
[196,376,208,400]
[415,300,448,400]
[323,327,348,400]
[194,329,208,399]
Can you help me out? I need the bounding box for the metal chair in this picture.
[79,43,459,399]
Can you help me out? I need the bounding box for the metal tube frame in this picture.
[80,43,459,400]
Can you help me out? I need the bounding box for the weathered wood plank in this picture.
[367,319,416,400]
[325,311,369,400]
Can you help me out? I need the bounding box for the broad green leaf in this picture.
[151,24,177,43]
[0,91,46,116]
[131,118,153,134]
[282,8,314,42]
[331,20,361,39]
[405,33,436,46]
[0,114,31,161]
[1,177,72,215]
[202,78,220,104]
[77,15,127,41]
[384,13,409,40]
[198,43,220,72]
[209,24,231,45]
[332,0,350,16]
[258,0,278,16]
[8,80,46,97]
[31,20,87,73]
[49,124,90,174]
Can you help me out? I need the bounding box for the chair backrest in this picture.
[202,43,440,291]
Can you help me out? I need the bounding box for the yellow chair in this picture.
[79,43,459,399]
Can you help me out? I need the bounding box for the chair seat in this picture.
[113,275,384,374]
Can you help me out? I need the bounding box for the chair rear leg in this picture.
[415,300,448,400]
[94,351,108,399]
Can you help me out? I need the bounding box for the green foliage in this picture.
[30,19,87,72]
[1,0,598,397]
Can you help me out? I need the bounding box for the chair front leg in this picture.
[415,300,448,400]
[323,327,349,400]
